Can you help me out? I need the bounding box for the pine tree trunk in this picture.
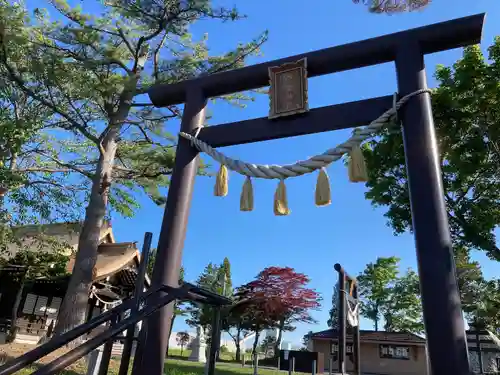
[52,82,135,342]
[53,130,120,343]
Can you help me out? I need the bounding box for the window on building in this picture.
[22,293,38,314]
[331,343,354,354]
[21,294,55,317]
[379,344,410,360]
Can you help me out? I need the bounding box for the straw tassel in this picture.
[274,179,291,216]
[240,177,254,212]
[214,164,229,196]
[348,144,368,182]
[315,168,331,207]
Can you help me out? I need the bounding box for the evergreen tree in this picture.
[327,281,340,329]
[218,257,232,296]
[187,262,221,332]
[0,0,267,336]
[354,0,430,13]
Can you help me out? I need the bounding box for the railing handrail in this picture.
[0,284,166,375]
[31,285,188,375]
[0,282,232,375]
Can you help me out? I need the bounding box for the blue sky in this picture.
[35,0,500,346]
[109,0,500,346]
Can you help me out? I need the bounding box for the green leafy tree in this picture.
[259,335,276,357]
[302,330,313,350]
[383,268,424,334]
[0,230,72,340]
[357,256,400,331]
[221,303,251,362]
[363,41,500,262]
[327,281,340,329]
[353,0,430,13]
[454,246,484,316]
[5,248,69,280]
[187,262,219,332]
[0,0,267,336]
[175,331,191,357]
[0,30,86,252]
[473,279,500,331]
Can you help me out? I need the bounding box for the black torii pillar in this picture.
[142,13,486,375]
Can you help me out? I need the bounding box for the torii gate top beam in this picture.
[148,13,485,107]
[141,12,487,375]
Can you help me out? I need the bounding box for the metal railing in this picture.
[0,232,231,375]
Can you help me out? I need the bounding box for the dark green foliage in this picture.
[327,281,340,329]
[383,269,423,334]
[364,41,500,262]
[357,256,400,331]
[362,40,500,332]
[353,0,430,13]
[0,0,267,334]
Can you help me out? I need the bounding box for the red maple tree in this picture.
[233,267,321,355]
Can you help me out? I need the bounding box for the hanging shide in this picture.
[348,144,368,183]
[274,179,290,216]
[180,94,413,213]
[240,177,254,212]
[315,168,332,206]
[214,164,229,197]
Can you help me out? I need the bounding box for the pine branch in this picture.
[117,27,136,56]
[208,38,266,76]
[0,37,101,146]
[32,150,94,179]
[17,168,73,173]
[112,165,172,179]
[31,40,132,74]
[153,33,168,81]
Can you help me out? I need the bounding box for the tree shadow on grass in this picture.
[0,354,88,375]
[163,361,282,375]
[164,362,247,375]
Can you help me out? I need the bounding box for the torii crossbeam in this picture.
[142,13,486,375]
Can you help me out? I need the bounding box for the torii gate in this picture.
[141,13,486,375]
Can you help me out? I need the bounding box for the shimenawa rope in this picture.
[179,89,431,179]
[178,88,432,214]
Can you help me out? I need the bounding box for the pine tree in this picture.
[219,257,232,296]
[354,0,430,13]
[327,281,340,329]
[187,262,221,332]
[0,0,267,337]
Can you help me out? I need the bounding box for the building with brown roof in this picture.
[0,222,147,346]
[309,328,428,375]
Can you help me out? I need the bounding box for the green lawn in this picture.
[12,355,285,375]
[167,348,238,363]
[165,359,285,375]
